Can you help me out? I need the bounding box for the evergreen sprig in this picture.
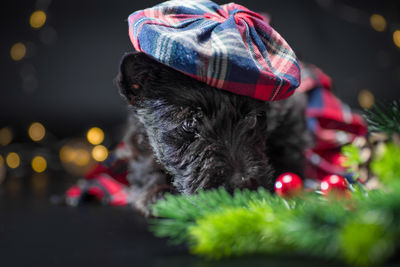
[149,187,289,244]
[364,100,400,135]
[150,178,400,266]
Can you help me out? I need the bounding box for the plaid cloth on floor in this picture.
[299,63,367,181]
[128,0,300,101]
[65,143,131,206]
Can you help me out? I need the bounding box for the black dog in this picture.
[117,51,311,216]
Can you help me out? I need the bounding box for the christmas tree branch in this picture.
[364,100,400,135]
[150,179,400,265]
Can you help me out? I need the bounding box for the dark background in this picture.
[2,0,400,139]
[1,0,400,266]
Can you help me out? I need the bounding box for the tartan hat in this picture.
[128,0,301,101]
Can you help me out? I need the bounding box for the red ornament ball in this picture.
[274,172,303,197]
[320,174,348,196]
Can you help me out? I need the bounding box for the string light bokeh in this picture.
[6,152,21,169]
[1,119,109,180]
[370,14,387,32]
[393,30,400,49]
[87,127,105,145]
[59,138,99,176]
[10,43,26,61]
[358,89,375,109]
[29,10,47,29]
[28,122,46,142]
[0,127,13,146]
[92,145,108,162]
[31,155,47,173]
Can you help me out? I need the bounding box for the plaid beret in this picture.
[128,0,301,101]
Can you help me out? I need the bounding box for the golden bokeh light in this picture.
[87,127,104,145]
[59,145,75,163]
[358,89,375,109]
[0,155,4,167]
[370,14,386,32]
[74,148,91,166]
[31,156,47,173]
[28,122,46,142]
[29,10,47,29]
[6,152,20,169]
[10,42,26,61]
[393,30,400,48]
[0,127,13,146]
[92,145,108,162]
[59,139,95,176]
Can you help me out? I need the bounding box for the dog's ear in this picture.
[117,52,160,104]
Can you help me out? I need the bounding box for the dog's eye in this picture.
[182,118,197,133]
[246,114,257,129]
[181,108,203,134]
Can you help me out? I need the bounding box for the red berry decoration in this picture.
[320,174,348,198]
[274,172,303,198]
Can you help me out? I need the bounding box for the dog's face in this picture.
[118,52,288,194]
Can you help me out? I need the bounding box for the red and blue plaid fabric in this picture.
[128,0,301,101]
[299,63,367,180]
[65,143,131,206]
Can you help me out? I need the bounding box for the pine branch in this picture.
[149,180,400,265]
[149,187,288,244]
[364,100,400,135]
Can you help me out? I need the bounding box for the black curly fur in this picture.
[117,51,311,216]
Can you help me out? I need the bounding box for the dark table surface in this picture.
[1,171,398,267]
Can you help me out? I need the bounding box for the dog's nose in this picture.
[229,171,258,190]
[231,171,245,186]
